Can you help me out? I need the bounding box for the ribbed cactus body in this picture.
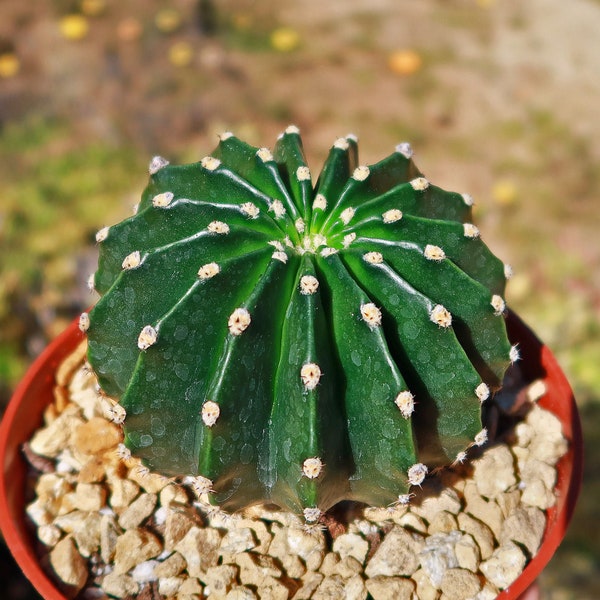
[85,128,514,515]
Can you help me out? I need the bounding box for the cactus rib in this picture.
[86,128,514,515]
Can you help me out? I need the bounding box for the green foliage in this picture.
[86,129,514,516]
[0,118,143,311]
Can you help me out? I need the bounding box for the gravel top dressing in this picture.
[24,341,567,600]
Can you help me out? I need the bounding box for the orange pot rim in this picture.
[0,313,583,600]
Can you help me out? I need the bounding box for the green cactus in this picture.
[83,127,516,519]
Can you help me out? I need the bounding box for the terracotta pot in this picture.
[0,313,583,600]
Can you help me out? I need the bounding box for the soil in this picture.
[1,0,599,598]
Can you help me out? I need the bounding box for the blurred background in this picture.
[0,0,598,598]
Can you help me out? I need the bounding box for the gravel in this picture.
[24,344,568,599]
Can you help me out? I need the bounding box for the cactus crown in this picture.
[84,127,514,518]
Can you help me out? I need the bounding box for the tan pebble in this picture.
[68,385,104,422]
[78,456,107,483]
[319,552,340,576]
[269,526,325,572]
[56,491,78,516]
[526,379,547,402]
[178,592,202,600]
[332,532,369,564]
[26,498,54,526]
[526,404,562,436]
[479,541,526,589]
[226,586,258,599]
[234,518,272,554]
[52,386,70,414]
[105,460,128,481]
[219,527,257,555]
[293,572,324,599]
[73,417,123,455]
[56,446,87,473]
[101,570,140,597]
[348,518,380,538]
[365,575,415,600]
[35,473,72,502]
[411,568,439,600]
[495,489,523,518]
[512,445,530,469]
[56,341,88,387]
[178,591,203,600]
[471,445,516,499]
[526,406,568,464]
[100,513,120,563]
[477,582,501,599]
[114,528,163,574]
[456,512,495,560]
[333,555,363,579]
[109,478,140,509]
[175,526,221,577]
[155,551,187,578]
[38,523,63,547]
[203,564,239,598]
[454,533,480,573]
[158,576,184,596]
[428,510,459,535]
[118,492,157,529]
[68,361,100,394]
[178,576,204,595]
[514,422,535,447]
[395,511,428,534]
[343,573,368,600]
[30,409,85,458]
[519,459,557,491]
[411,487,463,519]
[280,553,306,579]
[464,490,504,539]
[499,506,546,555]
[312,575,346,599]
[35,473,73,514]
[49,536,88,591]
[72,512,102,557]
[365,526,423,577]
[419,530,462,587]
[244,505,303,527]
[52,509,86,534]
[440,567,482,599]
[235,553,282,586]
[528,434,568,466]
[521,478,556,509]
[160,483,190,507]
[127,466,170,493]
[164,504,203,550]
[73,482,107,512]
[256,575,290,600]
[43,403,59,425]
[364,505,403,522]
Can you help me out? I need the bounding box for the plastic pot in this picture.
[0,313,583,599]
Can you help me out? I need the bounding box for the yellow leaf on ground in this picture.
[169,41,193,67]
[492,180,518,206]
[270,27,300,52]
[59,15,90,41]
[155,8,182,34]
[388,50,423,76]
[0,53,20,78]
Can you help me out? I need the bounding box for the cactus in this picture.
[83,127,516,519]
